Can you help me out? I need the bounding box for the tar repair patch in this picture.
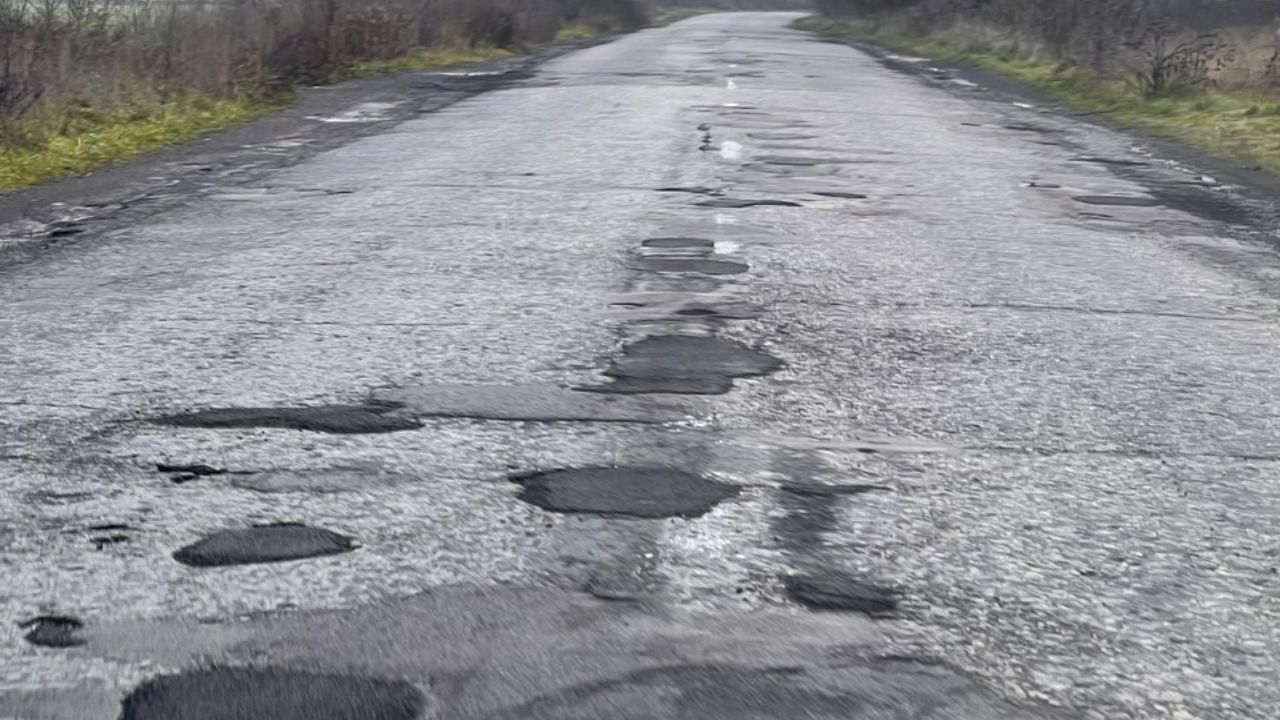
[118,666,423,720]
[173,523,357,567]
[511,466,740,519]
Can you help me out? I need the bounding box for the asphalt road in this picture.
[3,11,1280,720]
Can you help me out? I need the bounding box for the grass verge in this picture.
[794,15,1280,175]
[0,94,285,193]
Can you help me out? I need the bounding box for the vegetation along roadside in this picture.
[0,0,707,193]
[797,1,1280,176]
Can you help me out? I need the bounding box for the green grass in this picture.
[0,94,283,193]
[794,15,1280,175]
[554,23,600,43]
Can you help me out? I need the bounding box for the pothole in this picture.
[632,258,749,275]
[158,405,420,434]
[696,198,802,209]
[812,191,867,199]
[157,463,227,484]
[511,466,740,519]
[656,186,722,195]
[21,616,85,647]
[641,237,715,248]
[369,383,687,423]
[230,468,415,494]
[784,572,898,617]
[1072,195,1161,207]
[582,335,781,395]
[778,483,887,498]
[118,666,423,720]
[173,523,357,567]
[758,156,857,166]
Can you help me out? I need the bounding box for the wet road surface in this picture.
[4,11,1280,720]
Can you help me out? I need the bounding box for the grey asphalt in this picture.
[3,11,1279,720]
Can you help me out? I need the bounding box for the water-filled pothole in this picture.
[696,198,802,209]
[641,237,715,249]
[784,572,898,617]
[511,466,740,518]
[582,335,781,395]
[173,523,356,567]
[118,666,423,720]
[159,405,419,434]
[21,616,85,647]
[632,258,748,275]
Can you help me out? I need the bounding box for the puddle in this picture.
[305,101,403,124]
[641,237,715,248]
[511,466,740,519]
[172,523,357,567]
[696,198,802,209]
[632,258,748,275]
[583,335,781,395]
[1072,195,1161,207]
[118,667,423,720]
[159,405,420,434]
[21,616,85,647]
[784,572,898,617]
[370,383,687,423]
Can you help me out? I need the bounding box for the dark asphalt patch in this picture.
[1072,195,1161,207]
[632,258,749,275]
[696,198,802,209]
[641,237,715,248]
[118,666,423,720]
[510,466,740,518]
[159,405,420,434]
[784,572,898,617]
[812,191,868,199]
[172,523,356,567]
[584,335,781,395]
[21,616,85,647]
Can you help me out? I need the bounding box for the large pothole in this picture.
[511,466,740,519]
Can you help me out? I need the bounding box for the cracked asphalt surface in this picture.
[3,11,1280,720]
